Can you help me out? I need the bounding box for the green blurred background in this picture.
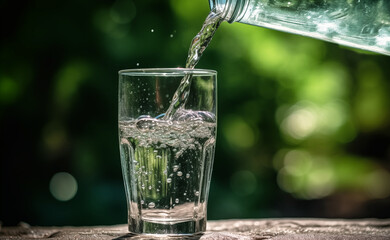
[1,0,390,226]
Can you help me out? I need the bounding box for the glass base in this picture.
[128,217,206,235]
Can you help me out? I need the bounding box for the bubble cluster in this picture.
[119,111,216,153]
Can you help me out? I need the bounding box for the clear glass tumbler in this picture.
[118,68,217,235]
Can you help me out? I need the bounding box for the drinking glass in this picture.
[118,68,217,235]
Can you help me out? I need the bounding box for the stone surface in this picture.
[1,219,390,239]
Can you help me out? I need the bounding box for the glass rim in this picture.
[119,68,217,76]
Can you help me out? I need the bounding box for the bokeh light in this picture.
[49,172,78,202]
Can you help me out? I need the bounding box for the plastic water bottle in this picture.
[209,0,390,55]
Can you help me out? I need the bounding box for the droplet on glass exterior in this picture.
[167,178,172,183]
[148,202,155,208]
[177,171,183,177]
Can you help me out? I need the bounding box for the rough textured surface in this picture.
[1,219,390,239]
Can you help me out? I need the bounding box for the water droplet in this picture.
[167,178,172,183]
[157,189,160,192]
[177,171,183,177]
[186,173,190,178]
[136,63,140,66]
[183,192,187,196]
[195,191,200,196]
[170,34,174,38]
[173,165,179,172]
[148,202,155,208]
[175,198,179,204]
[141,184,145,190]
[141,200,144,204]
[148,186,152,190]
[151,29,154,33]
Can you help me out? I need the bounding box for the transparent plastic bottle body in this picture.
[209,0,390,55]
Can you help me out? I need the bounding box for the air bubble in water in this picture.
[136,63,140,66]
[170,34,174,38]
[151,29,154,33]
[195,191,200,196]
[175,198,179,204]
[148,202,155,208]
[148,186,152,190]
[136,117,157,131]
[173,165,179,172]
[141,200,144,204]
[167,178,172,183]
[186,173,190,178]
[177,171,183,177]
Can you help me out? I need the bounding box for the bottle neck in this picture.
[208,0,248,23]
